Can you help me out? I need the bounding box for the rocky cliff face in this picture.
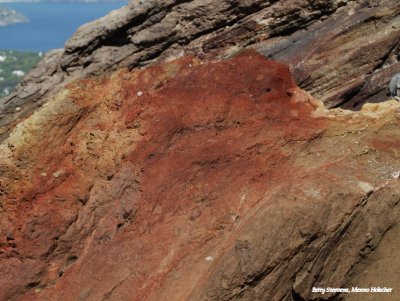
[1,0,399,140]
[1,1,400,301]
[1,50,400,301]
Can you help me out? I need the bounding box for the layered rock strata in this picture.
[1,51,399,301]
[1,0,399,140]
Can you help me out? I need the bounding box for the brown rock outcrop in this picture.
[1,51,400,301]
[1,0,399,140]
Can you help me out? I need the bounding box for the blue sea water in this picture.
[0,2,126,51]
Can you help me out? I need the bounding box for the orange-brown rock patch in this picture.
[1,51,400,301]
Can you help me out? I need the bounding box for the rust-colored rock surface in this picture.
[1,0,399,141]
[1,51,400,301]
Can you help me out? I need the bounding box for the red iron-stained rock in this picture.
[2,0,399,142]
[1,51,400,301]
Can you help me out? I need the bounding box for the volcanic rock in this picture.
[1,0,399,141]
[1,51,400,301]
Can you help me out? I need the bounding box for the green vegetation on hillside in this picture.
[0,50,42,98]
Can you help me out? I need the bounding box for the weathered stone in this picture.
[1,0,399,140]
[255,0,400,109]
[1,51,400,301]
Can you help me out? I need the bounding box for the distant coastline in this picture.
[0,6,28,26]
[0,2,125,51]
[0,50,42,98]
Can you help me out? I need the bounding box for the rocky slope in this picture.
[1,50,400,301]
[1,0,399,141]
[1,1,400,300]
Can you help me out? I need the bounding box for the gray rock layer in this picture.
[0,0,399,137]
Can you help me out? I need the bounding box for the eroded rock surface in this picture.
[1,0,399,140]
[1,51,400,301]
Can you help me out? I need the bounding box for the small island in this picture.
[0,7,29,27]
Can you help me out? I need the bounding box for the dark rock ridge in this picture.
[1,0,399,140]
[1,50,400,301]
[1,1,400,300]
